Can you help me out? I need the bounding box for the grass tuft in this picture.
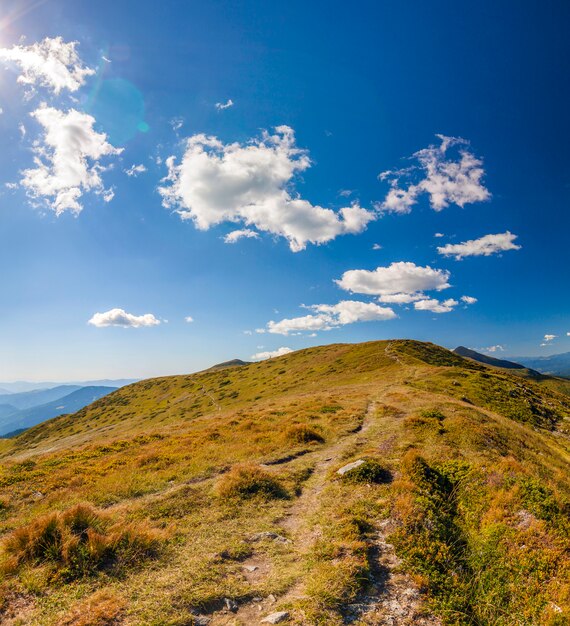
[215,464,289,500]
[284,423,325,444]
[3,503,162,579]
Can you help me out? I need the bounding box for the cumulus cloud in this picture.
[215,99,234,111]
[372,243,382,250]
[185,316,194,323]
[437,231,521,260]
[159,126,375,251]
[223,229,260,244]
[0,36,94,94]
[379,135,490,214]
[20,105,122,215]
[265,300,396,335]
[88,308,161,328]
[337,262,451,298]
[543,334,557,342]
[414,298,458,314]
[434,232,445,238]
[483,345,505,353]
[251,346,293,360]
[125,164,147,177]
[461,295,478,305]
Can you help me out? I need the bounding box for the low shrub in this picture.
[284,424,324,444]
[216,464,288,500]
[340,459,391,485]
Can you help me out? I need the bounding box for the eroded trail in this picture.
[208,392,439,625]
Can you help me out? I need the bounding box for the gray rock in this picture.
[249,531,289,543]
[336,459,366,476]
[224,598,238,612]
[243,564,259,572]
[261,611,289,624]
[194,618,211,626]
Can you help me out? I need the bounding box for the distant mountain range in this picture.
[512,352,570,378]
[454,346,570,379]
[0,379,137,394]
[0,385,117,437]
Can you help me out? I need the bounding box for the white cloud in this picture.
[483,345,505,353]
[414,298,459,314]
[223,228,260,244]
[88,308,161,328]
[215,99,234,111]
[543,334,557,342]
[461,295,478,305]
[377,292,424,304]
[185,316,194,323]
[170,117,184,132]
[337,262,451,298]
[20,105,122,215]
[251,346,293,360]
[437,231,521,260]
[339,189,353,197]
[0,37,94,94]
[372,243,382,250]
[266,300,396,335]
[159,126,375,251]
[125,164,147,177]
[379,135,490,214]
[434,232,445,238]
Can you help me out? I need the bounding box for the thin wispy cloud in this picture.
[223,229,260,244]
[264,300,396,335]
[215,99,234,110]
[414,298,459,314]
[438,231,521,260]
[125,164,147,177]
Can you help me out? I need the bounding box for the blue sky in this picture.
[0,0,569,381]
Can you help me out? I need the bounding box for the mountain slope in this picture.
[0,386,117,437]
[454,345,530,370]
[0,340,569,626]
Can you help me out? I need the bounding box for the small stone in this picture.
[243,565,259,572]
[224,598,238,612]
[194,618,211,626]
[249,532,289,543]
[267,594,276,603]
[261,611,289,624]
[336,459,366,476]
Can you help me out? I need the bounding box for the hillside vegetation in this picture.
[0,340,569,626]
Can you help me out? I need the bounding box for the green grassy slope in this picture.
[0,340,569,626]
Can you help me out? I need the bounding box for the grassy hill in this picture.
[0,340,569,626]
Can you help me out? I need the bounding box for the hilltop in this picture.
[0,340,569,626]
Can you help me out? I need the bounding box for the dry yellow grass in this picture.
[0,340,568,625]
